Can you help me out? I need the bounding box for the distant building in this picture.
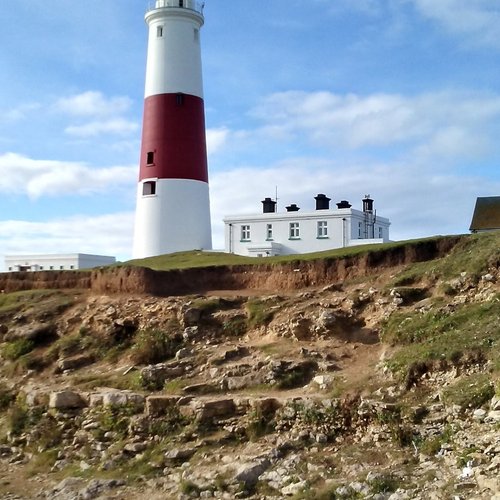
[470,196,500,233]
[4,254,116,272]
[223,194,390,257]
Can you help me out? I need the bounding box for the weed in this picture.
[246,407,274,441]
[179,479,200,495]
[369,474,400,494]
[417,424,454,456]
[149,407,192,437]
[26,449,58,475]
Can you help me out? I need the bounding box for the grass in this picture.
[390,231,500,288]
[0,289,76,318]
[382,299,500,381]
[441,373,495,409]
[123,234,471,271]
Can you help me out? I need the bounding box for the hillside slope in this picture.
[0,232,498,499]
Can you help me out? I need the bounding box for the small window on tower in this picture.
[176,93,184,106]
[179,0,184,7]
[157,26,163,37]
[194,28,199,42]
[146,151,155,165]
[143,181,157,196]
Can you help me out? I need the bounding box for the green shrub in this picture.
[222,316,247,337]
[2,338,35,360]
[8,403,30,435]
[131,329,182,365]
[246,299,274,329]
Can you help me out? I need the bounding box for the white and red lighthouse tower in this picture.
[133,0,212,258]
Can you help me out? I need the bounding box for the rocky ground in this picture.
[0,236,499,499]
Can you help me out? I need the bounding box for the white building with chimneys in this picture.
[133,0,212,258]
[223,194,390,257]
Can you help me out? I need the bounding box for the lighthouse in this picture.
[133,0,212,258]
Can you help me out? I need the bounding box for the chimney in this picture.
[314,193,331,210]
[285,204,300,212]
[261,197,276,213]
[336,200,352,209]
[363,195,374,213]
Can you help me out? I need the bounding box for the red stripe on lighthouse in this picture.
[139,93,208,183]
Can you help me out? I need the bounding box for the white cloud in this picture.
[209,158,500,249]
[65,118,139,138]
[0,212,134,266]
[412,0,500,47]
[0,153,136,199]
[2,103,41,122]
[206,127,231,156]
[56,91,133,117]
[250,90,500,159]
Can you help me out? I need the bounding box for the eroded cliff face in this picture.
[0,234,499,499]
[0,236,464,296]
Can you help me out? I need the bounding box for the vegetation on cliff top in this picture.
[124,233,472,271]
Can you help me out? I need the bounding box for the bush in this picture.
[246,299,274,329]
[131,329,183,365]
[2,338,35,360]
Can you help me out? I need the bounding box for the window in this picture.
[40,266,44,270]
[317,221,328,238]
[143,181,156,196]
[358,222,363,238]
[378,227,383,238]
[289,222,300,239]
[179,0,184,7]
[8,267,12,271]
[49,266,54,270]
[241,225,250,241]
[70,265,75,270]
[266,224,273,240]
[60,266,64,270]
[194,28,199,42]
[157,26,163,37]
[146,151,155,165]
[176,93,184,106]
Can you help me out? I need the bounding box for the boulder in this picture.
[7,323,58,344]
[234,458,271,487]
[140,363,185,390]
[164,447,196,463]
[56,354,95,373]
[196,399,236,421]
[49,391,87,410]
[102,391,145,409]
[181,307,202,327]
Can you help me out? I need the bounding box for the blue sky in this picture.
[1,0,500,267]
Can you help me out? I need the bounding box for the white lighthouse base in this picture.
[133,178,212,259]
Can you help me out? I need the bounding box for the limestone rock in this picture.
[49,391,87,410]
[234,458,271,487]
